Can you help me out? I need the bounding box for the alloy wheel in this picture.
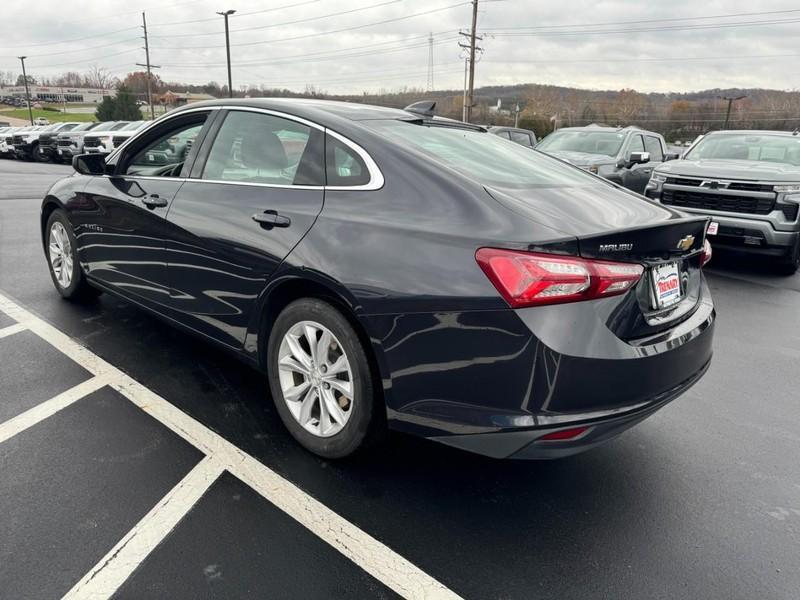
[277,320,354,438]
[49,221,73,289]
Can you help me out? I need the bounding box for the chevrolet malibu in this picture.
[41,99,715,459]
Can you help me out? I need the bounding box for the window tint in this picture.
[326,134,370,187]
[644,136,663,161]
[537,130,625,157]
[366,120,600,188]
[626,134,645,157]
[510,131,533,147]
[203,111,319,186]
[125,118,206,176]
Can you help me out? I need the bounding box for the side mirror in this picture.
[629,151,650,165]
[72,153,106,176]
[664,152,680,161]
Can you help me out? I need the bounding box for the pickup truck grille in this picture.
[112,136,126,147]
[39,134,55,146]
[666,177,774,193]
[12,135,25,144]
[661,189,775,215]
[57,138,72,147]
[83,138,101,148]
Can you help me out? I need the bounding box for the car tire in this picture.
[267,298,383,459]
[45,209,101,301]
[777,238,800,276]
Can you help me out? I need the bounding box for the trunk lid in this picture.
[485,183,711,339]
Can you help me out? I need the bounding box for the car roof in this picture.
[552,125,650,134]
[704,129,799,137]
[171,97,483,130]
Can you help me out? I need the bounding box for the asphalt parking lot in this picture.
[1,159,799,599]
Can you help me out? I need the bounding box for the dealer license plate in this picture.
[651,262,682,309]
[707,222,719,235]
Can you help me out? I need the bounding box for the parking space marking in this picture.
[64,456,226,600]
[0,322,26,339]
[0,291,460,600]
[0,375,112,445]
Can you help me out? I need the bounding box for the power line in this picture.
[483,8,800,32]
[148,0,323,28]
[150,0,406,38]
[151,2,469,50]
[488,17,800,38]
[5,37,141,60]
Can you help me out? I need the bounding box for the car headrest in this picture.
[240,129,288,171]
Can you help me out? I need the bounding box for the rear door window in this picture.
[510,131,534,147]
[202,110,323,186]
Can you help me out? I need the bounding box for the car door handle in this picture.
[142,194,168,209]
[252,210,291,228]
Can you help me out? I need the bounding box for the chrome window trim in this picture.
[106,104,385,191]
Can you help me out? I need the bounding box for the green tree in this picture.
[113,87,142,120]
[94,86,142,121]
[95,96,117,121]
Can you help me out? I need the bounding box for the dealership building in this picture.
[0,85,116,103]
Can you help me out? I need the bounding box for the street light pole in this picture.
[718,95,746,129]
[217,10,236,98]
[17,56,33,125]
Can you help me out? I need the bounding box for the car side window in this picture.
[326,134,370,187]
[202,111,321,186]
[626,134,645,158]
[124,119,206,177]
[510,131,533,147]
[498,131,511,140]
[645,136,664,162]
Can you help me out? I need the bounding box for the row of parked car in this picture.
[490,121,799,274]
[0,120,146,163]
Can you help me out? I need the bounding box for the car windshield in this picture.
[92,122,119,132]
[72,122,97,132]
[536,130,626,157]
[684,133,800,165]
[121,120,145,131]
[366,120,597,188]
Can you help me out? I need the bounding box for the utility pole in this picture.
[137,12,160,120]
[426,32,434,92]
[461,58,468,121]
[217,10,236,98]
[514,101,521,128]
[458,1,482,122]
[718,95,746,129]
[17,56,33,125]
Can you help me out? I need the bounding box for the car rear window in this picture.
[367,120,599,188]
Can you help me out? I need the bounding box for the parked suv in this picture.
[646,130,800,274]
[488,126,537,148]
[55,121,123,163]
[537,125,676,194]
[13,122,78,161]
[37,122,82,162]
[84,121,132,155]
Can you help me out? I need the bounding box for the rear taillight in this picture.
[476,248,644,308]
[701,239,712,267]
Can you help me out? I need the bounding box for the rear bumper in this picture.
[381,278,715,459]
[430,359,710,459]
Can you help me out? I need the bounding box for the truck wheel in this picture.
[778,238,800,276]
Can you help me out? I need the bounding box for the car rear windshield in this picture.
[684,133,800,165]
[366,120,598,188]
[536,130,625,157]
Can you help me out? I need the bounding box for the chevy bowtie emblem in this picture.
[676,235,695,251]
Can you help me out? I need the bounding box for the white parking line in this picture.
[0,375,112,445]
[0,291,460,600]
[64,456,226,600]
[0,322,26,339]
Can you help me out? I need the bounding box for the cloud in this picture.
[1,0,799,93]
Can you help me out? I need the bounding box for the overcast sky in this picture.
[2,0,800,94]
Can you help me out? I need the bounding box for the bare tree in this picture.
[86,65,116,90]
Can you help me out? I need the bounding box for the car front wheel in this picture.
[46,209,100,300]
[267,298,382,458]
